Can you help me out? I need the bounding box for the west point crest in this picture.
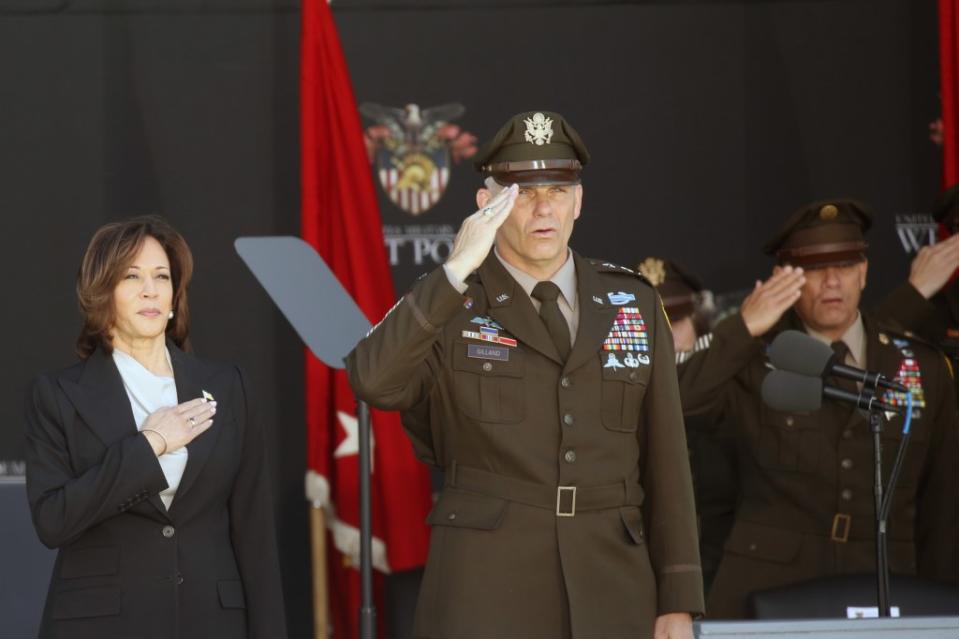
[361,102,466,216]
[524,112,554,145]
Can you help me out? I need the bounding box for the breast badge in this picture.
[607,291,637,306]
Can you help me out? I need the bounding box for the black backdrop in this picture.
[0,1,940,637]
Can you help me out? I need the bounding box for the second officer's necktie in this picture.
[532,281,571,361]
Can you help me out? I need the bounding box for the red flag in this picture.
[300,1,434,637]
[940,0,959,186]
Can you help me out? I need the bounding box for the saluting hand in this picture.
[908,233,959,299]
[740,265,806,337]
[444,181,519,282]
[653,612,693,639]
[141,397,216,456]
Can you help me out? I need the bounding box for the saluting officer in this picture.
[876,185,959,399]
[676,200,959,618]
[346,112,704,639]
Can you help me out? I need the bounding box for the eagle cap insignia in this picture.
[638,258,667,287]
[524,112,554,146]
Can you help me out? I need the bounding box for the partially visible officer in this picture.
[347,112,704,639]
[676,200,959,619]
[875,185,959,398]
[638,257,738,594]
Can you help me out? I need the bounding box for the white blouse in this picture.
[112,348,188,510]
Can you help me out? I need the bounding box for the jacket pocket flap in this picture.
[426,489,508,531]
[217,580,247,609]
[52,586,121,620]
[619,506,645,545]
[60,546,119,579]
[724,521,803,564]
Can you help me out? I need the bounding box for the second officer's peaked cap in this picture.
[763,199,873,268]
[474,111,590,186]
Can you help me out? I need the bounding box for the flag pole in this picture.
[358,399,376,639]
[310,505,329,638]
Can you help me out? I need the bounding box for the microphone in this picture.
[769,330,908,393]
[762,369,905,414]
[761,369,822,412]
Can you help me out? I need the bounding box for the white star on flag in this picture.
[334,410,374,471]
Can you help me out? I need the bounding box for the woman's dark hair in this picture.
[75,215,193,359]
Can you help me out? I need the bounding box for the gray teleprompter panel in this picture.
[695,617,959,638]
[235,237,372,369]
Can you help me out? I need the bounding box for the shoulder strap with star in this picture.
[588,259,654,288]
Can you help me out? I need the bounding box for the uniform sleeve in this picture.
[873,281,947,343]
[346,266,467,411]
[640,298,705,617]
[914,355,959,584]
[676,313,763,420]
[228,367,289,639]
[24,374,168,549]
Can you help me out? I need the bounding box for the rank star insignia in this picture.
[523,112,554,146]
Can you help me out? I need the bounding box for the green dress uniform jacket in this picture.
[875,281,959,399]
[346,251,704,639]
[676,310,959,619]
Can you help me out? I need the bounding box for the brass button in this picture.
[564,450,577,463]
[482,362,493,372]
[175,574,184,585]
[563,414,574,426]
[629,371,638,381]
[447,513,456,521]
[560,377,571,388]
[748,543,758,552]
[161,525,175,539]
[841,458,853,470]
[841,489,853,501]
[842,429,853,440]
[785,416,795,427]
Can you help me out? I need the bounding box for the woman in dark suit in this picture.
[25,216,287,639]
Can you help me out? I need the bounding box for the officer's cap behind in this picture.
[474,111,590,187]
[637,257,702,323]
[763,199,873,269]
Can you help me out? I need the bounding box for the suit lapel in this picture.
[58,349,139,449]
[167,342,219,510]
[58,349,171,518]
[565,253,618,374]
[478,253,565,365]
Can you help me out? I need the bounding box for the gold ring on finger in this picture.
[189,417,197,426]
[481,207,495,217]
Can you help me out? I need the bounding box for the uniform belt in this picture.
[446,461,644,517]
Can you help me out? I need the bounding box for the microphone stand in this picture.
[861,382,911,618]
[867,406,891,617]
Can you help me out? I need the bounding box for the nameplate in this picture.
[467,344,509,362]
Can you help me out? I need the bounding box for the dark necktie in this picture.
[830,341,858,394]
[532,281,571,361]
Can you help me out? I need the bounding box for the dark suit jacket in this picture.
[24,343,287,639]
[347,252,704,639]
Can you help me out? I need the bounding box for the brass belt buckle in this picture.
[556,486,577,517]
[831,513,851,543]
